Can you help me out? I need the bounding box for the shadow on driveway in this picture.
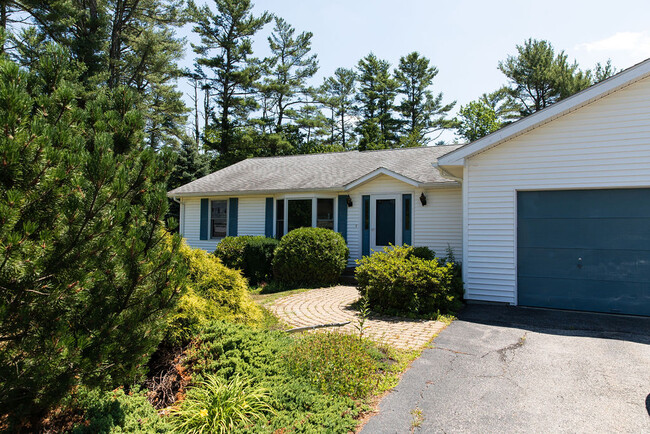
[459,303,650,345]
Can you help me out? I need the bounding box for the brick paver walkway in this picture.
[268,286,447,350]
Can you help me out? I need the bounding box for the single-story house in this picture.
[169,57,650,317]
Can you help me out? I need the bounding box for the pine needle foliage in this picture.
[0,43,186,427]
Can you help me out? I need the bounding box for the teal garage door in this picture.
[517,189,650,316]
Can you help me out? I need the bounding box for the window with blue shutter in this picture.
[265,198,273,237]
[337,195,348,242]
[228,198,238,236]
[362,195,370,256]
[200,198,209,240]
[402,194,412,245]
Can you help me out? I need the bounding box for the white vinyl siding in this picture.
[179,174,464,262]
[181,196,267,251]
[464,75,650,304]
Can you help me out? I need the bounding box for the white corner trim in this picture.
[344,167,420,190]
[438,57,650,166]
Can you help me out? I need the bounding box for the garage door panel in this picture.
[517,188,650,316]
[518,189,650,219]
[518,247,650,282]
[518,276,650,316]
[518,218,650,250]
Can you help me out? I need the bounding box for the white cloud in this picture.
[575,31,650,59]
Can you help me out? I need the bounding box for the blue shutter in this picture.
[402,194,412,245]
[228,198,238,236]
[265,197,274,237]
[200,198,209,240]
[337,195,348,242]
[362,195,370,256]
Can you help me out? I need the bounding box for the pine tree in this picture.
[498,39,592,116]
[4,0,189,149]
[261,17,318,135]
[320,67,357,149]
[395,52,456,146]
[355,53,400,150]
[189,0,271,162]
[0,44,186,427]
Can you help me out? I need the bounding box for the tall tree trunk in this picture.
[193,79,200,149]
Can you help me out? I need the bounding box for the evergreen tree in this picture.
[395,52,456,146]
[0,44,186,427]
[498,39,592,116]
[189,0,271,162]
[4,0,189,149]
[456,100,502,142]
[355,53,399,150]
[261,17,318,134]
[167,137,210,224]
[594,59,617,83]
[320,67,357,149]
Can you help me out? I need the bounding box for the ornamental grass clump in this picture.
[170,374,274,434]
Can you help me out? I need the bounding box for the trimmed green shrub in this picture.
[355,245,463,315]
[213,236,248,270]
[272,228,349,286]
[214,236,279,285]
[165,241,263,345]
[409,246,435,260]
[287,333,380,399]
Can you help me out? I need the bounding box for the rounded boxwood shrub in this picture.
[272,227,349,286]
[355,245,463,315]
[215,236,280,285]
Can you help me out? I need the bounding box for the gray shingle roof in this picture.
[168,145,463,196]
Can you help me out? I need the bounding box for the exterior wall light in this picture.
[419,192,427,206]
[346,195,353,207]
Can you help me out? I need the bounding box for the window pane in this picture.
[316,198,334,229]
[276,199,284,238]
[288,199,312,232]
[211,200,227,238]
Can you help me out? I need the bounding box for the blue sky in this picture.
[178,0,650,142]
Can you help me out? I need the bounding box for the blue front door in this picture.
[517,189,650,316]
[376,199,396,247]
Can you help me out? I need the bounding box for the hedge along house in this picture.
[167,146,464,266]
[438,58,650,317]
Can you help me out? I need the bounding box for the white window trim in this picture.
[276,194,338,236]
[209,198,229,240]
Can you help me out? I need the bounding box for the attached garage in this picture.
[517,189,650,316]
[438,58,650,316]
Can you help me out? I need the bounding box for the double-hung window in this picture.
[210,199,228,238]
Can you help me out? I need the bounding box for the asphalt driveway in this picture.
[362,304,650,433]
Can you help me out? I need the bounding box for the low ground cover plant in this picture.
[273,227,349,286]
[287,332,382,399]
[214,236,279,285]
[355,245,463,316]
